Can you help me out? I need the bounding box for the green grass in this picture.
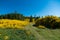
[35,28,60,40]
[0,28,36,40]
[0,23,60,40]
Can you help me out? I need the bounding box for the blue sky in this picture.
[0,0,60,16]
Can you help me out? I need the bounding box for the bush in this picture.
[34,16,60,29]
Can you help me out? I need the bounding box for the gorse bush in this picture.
[35,16,60,29]
[0,19,29,29]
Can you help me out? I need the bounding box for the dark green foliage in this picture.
[34,15,40,21]
[0,12,25,20]
[29,15,33,22]
[0,15,4,19]
[34,16,40,21]
[35,16,60,29]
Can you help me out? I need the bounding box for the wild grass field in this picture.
[0,22,60,40]
[0,15,60,40]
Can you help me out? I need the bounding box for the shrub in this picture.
[35,16,60,29]
[0,19,29,29]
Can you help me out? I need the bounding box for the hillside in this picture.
[0,23,60,40]
[0,14,60,40]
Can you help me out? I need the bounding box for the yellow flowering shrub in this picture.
[0,19,29,29]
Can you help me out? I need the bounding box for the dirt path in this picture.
[25,23,45,40]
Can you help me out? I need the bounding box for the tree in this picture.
[0,11,25,20]
[29,15,33,22]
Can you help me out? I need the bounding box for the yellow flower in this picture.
[0,19,29,29]
[4,36,9,40]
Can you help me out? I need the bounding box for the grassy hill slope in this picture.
[0,23,60,40]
